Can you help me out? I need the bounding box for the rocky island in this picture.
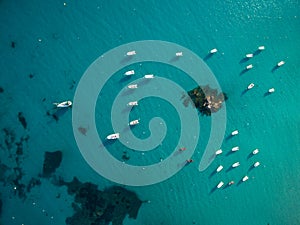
[185,85,227,116]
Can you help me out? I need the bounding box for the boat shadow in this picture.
[247,152,254,160]
[225,151,234,157]
[271,65,279,73]
[209,186,218,195]
[225,134,234,141]
[248,165,255,172]
[203,53,213,61]
[241,89,248,96]
[46,107,70,122]
[120,76,132,83]
[263,92,272,97]
[120,55,134,64]
[137,78,151,86]
[169,56,180,63]
[239,57,250,64]
[102,139,117,147]
[122,106,132,114]
[226,166,235,172]
[239,69,248,76]
[253,50,261,56]
[121,89,135,96]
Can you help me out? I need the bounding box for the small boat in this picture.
[106,133,120,140]
[144,74,154,79]
[210,48,218,54]
[247,83,255,90]
[216,165,223,172]
[246,64,253,70]
[126,51,136,56]
[215,149,223,155]
[217,181,224,189]
[232,162,240,168]
[252,148,259,154]
[232,146,239,152]
[254,162,260,167]
[231,130,239,136]
[125,70,135,76]
[176,52,183,56]
[246,53,253,58]
[128,84,138,89]
[228,181,234,186]
[53,100,72,108]
[128,101,138,106]
[129,119,139,126]
[277,61,285,67]
[258,46,265,51]
[242,175,249,182]
[268,88,275,93]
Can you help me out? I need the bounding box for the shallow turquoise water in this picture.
[0,0,300,225]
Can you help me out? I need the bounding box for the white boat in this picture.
[106,133,120,140]
[128,101,138,106]
[246,64,253,70]
[268,88,275,93]
[129,119,139,126]
[53,100,72,108]
[217,181,224,189]
[277,61,285,67]
[128,84,138,89]
[144,74,154,79]
[210,48,218,54]
[215,149,223,155]
[247,83,255,90]
[231,130,239,136]
[125,70,135,76]
[254,162,260,167]
[258,46,265,51]
[242,175,249,182]
[126,51,136,56]
[228,181,235,186]
[252,148,259,154]
[232,146,239,152]
[232,162,240,168]
[246,53,253,58]
[216,165,223,172]
[176,52,183,56]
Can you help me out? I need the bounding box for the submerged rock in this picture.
[57,177,144,225]
[42,151,63,177]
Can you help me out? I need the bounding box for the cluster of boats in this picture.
[215,129,261,189]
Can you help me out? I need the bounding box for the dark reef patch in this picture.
[0,87,4,93]
[18,112,27,129]
[56,177,144,225]
[42,151,63,177]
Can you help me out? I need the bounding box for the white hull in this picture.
[217,181,224,189]
[144,74,154,79]
[252,149,259,154]
[176,52,183,56]
[277,61,285,67]
[106,133,120,140]
[242,176,249,182]
[258,46,265,50]
[53,100,72,108]
[254,162,260,167]
[247,83,255,90]
[129,119,139,126]
[128,101,138,106]
[232,146,239,152]
[125,70,135,76]
[216,165,223,172]
[215,149,223,155]
[246,64,253,70]
[126,51,136,56]
[128,84,138,89]
[210,48,218,54]
[246,53,253,58]
[232,162,240,168]
[268,88,275,93]
[231,130,239,136]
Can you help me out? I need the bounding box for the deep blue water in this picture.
[0,0,300,225]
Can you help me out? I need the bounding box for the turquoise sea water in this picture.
[0,0,300,225]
